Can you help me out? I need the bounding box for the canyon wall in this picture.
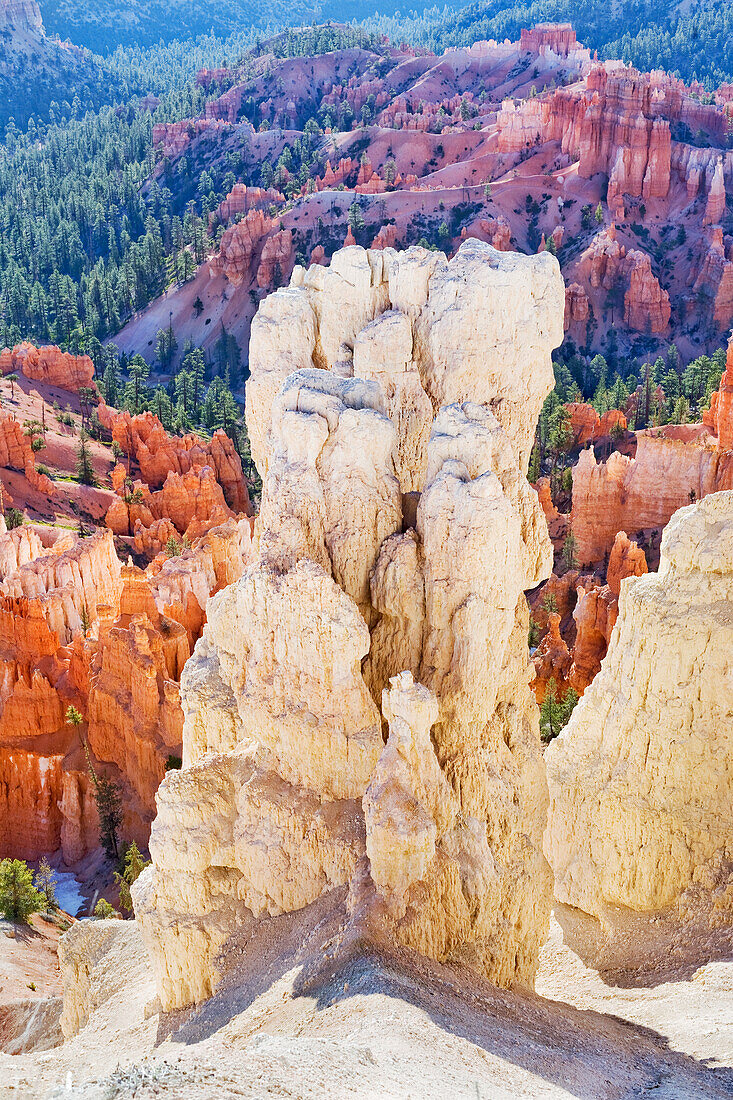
[133,240,565,1012]
[545,491,733,922]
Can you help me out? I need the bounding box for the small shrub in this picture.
[5,508,24,529]
[93,898,121,920]
[165,754,182,771]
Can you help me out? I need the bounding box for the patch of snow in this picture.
[50,870,85,917]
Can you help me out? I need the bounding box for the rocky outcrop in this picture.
[0,412,54,495]
[570,426,733,563]
[106,466,232,544]
[690,226,733,330]
[532,613,572,702]
[86,567,188,846]
[247,241,563,480]
[546,491,733,920]
[520,23,577,57]
[134,241,564,1012]
[0,528,120,862]
[702,158,726,226]
[0,0,42,33]
[564,283,590,344]
[96,405,251,514]
[1,342,95,393]
[704,336,733,451]
[623,251,671,334]
[577,228,670,335]
[209,209,272,286]
[255,228,294,289]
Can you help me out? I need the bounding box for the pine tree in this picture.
[76,430,98,487]
[68,705,122,859]
[539,678,579,744]
[562,531,579,571]
[113,841,150,912]
[0,859,43,922]
[34,858,57,911]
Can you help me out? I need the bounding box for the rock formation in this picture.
[0,528,121,862]
[0,342,95,393]
[209,209,272,286]
[0,502,254,862]
[133,240,564,1012]
[571,425,733,563]
[704,336,733,451]
[96,404,251,514]
[564,283,590,344]
[0,412,54,495]
[546,491,733,920]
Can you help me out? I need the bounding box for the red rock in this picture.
[703,158,726,226]
[3,342,94,393]
[97,405,251,513]
[691,227,733,330]
[214,183,284,223]
[209,208,273,286]
[624,251,670,334]
[606,530,647,595]
[705,336,733,451]
[531,612,572,703]
[521,23,578,57]
[564,283,590,344]
[344,225,357,247]
[571,427,733,563]
[569,582,618,694]
[87,566,188,846]
[566,402,600,446]
[310,244,327,265]
[597,409,627,437]
[0,412,55,495]
[371,224,398,250]
[256,228,294,289]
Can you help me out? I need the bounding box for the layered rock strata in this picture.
[571,425,733,563]
[545,491,733,920]
[134,241,565,1011]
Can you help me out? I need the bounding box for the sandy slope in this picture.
[2,892,731,1100]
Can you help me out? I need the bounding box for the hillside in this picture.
[368,0,733,88]
[111,24,733,380]
[38,0,434,52]
[0,0,111,130]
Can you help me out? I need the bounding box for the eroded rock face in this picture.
[134,241,564,1011]
[704,336,733,451]
[0,513,254,862]
[545,491,733,920]
[247,241,562,480]
[1,342,95,393]
[97,405,251,515]
[571,427,733,563]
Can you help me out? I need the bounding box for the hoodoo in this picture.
[133,240,565,1010]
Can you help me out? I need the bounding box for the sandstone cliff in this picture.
[545,491,733,921]
[133,240,565,1011]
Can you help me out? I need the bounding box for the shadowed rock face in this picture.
[133,239,566,1012]
[546,490,733,922]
